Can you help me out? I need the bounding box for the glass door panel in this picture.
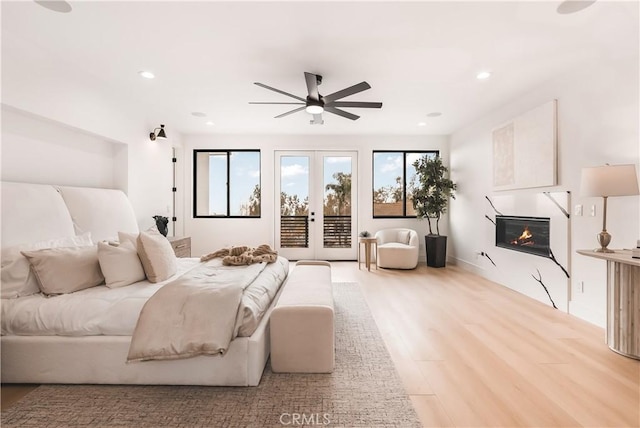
[322,156,352,249]
[275,153,314,260]
[276,151,356,261]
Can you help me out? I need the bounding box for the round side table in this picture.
[358,237,378,271]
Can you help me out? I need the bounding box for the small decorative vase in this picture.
[153,215,169,237]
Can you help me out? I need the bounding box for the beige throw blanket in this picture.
[201,244,278,266]
[127,260,267,362]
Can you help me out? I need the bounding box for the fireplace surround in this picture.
[496,215,551,258]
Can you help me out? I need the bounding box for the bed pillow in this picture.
[1,232,93,299]
[97,241,146,288]
[137,229,177,283]
[21,245,105,295]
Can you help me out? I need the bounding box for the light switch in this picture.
[574,205,583,216]
[590,205,596,217]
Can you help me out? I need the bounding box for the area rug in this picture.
[1,282,420,427]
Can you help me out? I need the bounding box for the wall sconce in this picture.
[149,124,167,141]
[580,164,639,252]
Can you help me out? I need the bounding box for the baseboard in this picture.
[569,300,606,328]
[449,256,485,276]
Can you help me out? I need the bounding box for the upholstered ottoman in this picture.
[270,260,334,373]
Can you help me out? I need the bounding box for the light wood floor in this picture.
[332,262,640,428]
[3,262,639,427]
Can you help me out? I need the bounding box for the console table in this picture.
[577,249,640,359]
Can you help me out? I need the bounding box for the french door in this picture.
[275,151,357,260]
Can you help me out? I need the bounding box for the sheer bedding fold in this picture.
[1,257,289,341]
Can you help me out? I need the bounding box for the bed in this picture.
[0,181,289,386]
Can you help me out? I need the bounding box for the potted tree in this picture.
[411,155,456,267]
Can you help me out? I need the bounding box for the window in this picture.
[372,150,438,217]
[193,150,261,218]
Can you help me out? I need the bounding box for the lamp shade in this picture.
[156,125,167,139]
[580,164,639,197]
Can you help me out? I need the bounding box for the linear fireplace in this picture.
[496,215,551,258]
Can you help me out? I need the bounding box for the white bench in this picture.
[270,260,334,373]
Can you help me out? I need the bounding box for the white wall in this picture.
[1,107,127,190]
[449,55,639,326]
[1,33,176,232]
[182,134,449,257]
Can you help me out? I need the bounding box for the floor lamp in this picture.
[580,164,639,252]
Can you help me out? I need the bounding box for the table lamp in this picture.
[580,164,639,252]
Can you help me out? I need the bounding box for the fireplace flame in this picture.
[510,225,535,246]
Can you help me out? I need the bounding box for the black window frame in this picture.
[372,150,439,218]
[193,149,261,218]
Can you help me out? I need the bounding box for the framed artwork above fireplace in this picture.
[492,100,557,191]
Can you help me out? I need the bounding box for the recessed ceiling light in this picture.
[138,71,155,79]
[476,71,492,80]
[34,1,72,13]
[557,0,596,14]
[191,112,207,117]
[418,122,427,127]
[426,112,442,118]
[206,121,215,126]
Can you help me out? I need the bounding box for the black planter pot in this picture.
[425,234,447,268]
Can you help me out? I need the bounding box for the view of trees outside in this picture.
[208,151,261,216]
[323,159,352,248]
[240,184,261,216]
[280,192,309,216]
[280,156,310,216]
[279,156,352,217]
[324,158,351,216]
[278,155,353,248]
[373,151,436,217]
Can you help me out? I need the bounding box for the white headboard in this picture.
[1,182,139,248]
[1,182,75,248]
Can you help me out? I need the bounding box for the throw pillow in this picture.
[21,245,105,295]
[98,241,146,288]
[137,229,177,283]
[397,230,411,245]
[1,232,93,299]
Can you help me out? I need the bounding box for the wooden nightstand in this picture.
[168,236,191,258]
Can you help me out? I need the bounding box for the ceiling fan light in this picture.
[305,105,324,115]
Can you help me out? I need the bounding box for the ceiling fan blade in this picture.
[311,114,324,125]
[254,82,306,102]
[249,102,305,105]
[325,106,360,121]
[323,81,371,103]
[304,72,320,101]
[328,101,382,109]
[274,106,306,118]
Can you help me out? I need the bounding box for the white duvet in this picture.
[1,257,289,337]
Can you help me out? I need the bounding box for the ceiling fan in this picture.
[250,72,382,125]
